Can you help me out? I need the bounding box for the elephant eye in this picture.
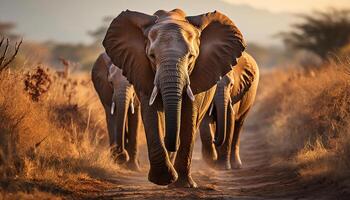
[149,53,156,60]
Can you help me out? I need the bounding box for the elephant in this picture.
[91,52,143,171]
[199,52,259,170]
[102,9,246,187]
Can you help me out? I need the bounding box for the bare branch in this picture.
[0,38,22,72]
[2,39,22,68]
[0,37,4,47]
[0,38,9,68]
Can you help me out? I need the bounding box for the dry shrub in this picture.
[0,66,119,197]
[24,66,52,102]
[256,62,350,184]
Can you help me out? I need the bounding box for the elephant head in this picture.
[103,9,246,152]
[210,53,258,146]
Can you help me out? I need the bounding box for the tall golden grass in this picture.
[255,61,350,185]
[0,65,120,197]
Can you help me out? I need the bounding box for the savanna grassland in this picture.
[254,60,350,193]
[0,57,349,199]
[0,65,128,199]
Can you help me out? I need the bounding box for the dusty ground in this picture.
[92,119,347,200]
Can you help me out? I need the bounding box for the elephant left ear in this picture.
[186,11,246,94]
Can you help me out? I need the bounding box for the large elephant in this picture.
[199,52,259,170]
[91,53,143,171]
[103,9,246,187]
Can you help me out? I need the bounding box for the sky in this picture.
[223,0,350,13]
[0,0,348,46]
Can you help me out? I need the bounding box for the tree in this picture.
[281,8,350,61]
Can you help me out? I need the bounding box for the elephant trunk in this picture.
[213,84,228,146]
[158,59,185,152]
[114,84,133,157]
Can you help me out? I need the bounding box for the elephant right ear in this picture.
[230,53,259,103]
[103,10,157,95]
[186,11,246,94]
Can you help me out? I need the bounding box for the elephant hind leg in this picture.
[231,109,250,169]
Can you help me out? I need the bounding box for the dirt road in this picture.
[98,119,344,199]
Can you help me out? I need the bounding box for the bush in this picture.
[0,66,119,196]
[255,62,350,183]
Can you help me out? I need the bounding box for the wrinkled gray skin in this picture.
[91,53,143,171]
[103,9,246,187]
[200,52,259,170]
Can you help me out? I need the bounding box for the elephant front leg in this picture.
[216,105,235,170]
[125,107,142,171]
[140,98,177,185]
[106,111,129,164]
[170,102,198,188]
[199,115,217,167]
[231,110,249,169]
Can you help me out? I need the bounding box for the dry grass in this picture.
[0,65,121,198]
[255,61,350,187]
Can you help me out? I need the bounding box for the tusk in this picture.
[149,69,160,106]
[229,98,235,115]
[110,102,115,115]
[186,85,195,101]
[208,103,214,116]
[130,99,135,114]
[185,72,195,102]
[149,86,158,106]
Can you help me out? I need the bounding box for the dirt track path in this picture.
[99,121,338,200]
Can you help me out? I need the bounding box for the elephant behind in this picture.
[199,52,259,170]
[91,53,143,171]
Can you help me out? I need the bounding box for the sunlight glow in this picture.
[222,0,350,13]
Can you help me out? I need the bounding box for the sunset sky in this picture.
[223,0,350,13]
[0,0,348,45]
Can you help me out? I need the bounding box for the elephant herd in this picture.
[91,9,259,188]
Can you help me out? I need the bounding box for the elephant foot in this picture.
[168,175,198,188]
[215,159,231,170]
[202,146,218,165]
[126,160,141,172]
[148,162,178,185]
[112,149,130,164]
[202,151,218,168]
[231,156,242,169]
